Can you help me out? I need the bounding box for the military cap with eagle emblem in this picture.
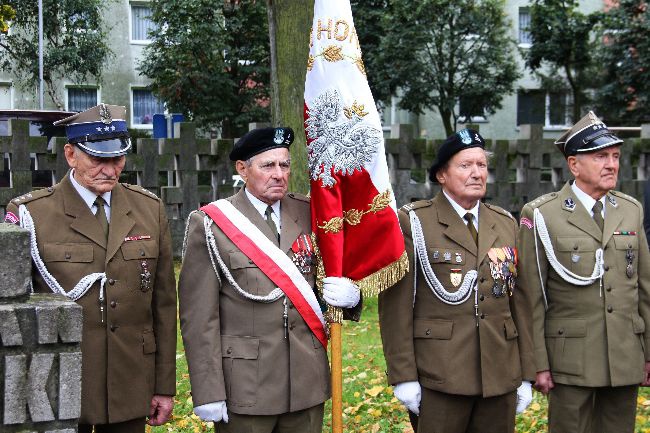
[554,111,623,157]
[229,127,294,161]
[53,103,132,158]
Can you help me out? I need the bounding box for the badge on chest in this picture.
[291,234,314,274]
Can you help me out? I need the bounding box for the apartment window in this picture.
[517,89,569,127]
[68,87,97,112]
[131,5,156,42]
[458,96,486,122]
[519,8,532,45]
[132,89,165,125]
[0,84,11,109]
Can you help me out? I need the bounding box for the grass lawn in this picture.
[149,271,650,432]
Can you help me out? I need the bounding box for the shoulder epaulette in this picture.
[609,190,641,208]
[401,199,432,213]
[11,186,56,205]
[526,192,559,209]
[287,192,310,203]
[484,202,515,220]
[122,183,160,200]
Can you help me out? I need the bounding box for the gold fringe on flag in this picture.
[355,250,409,297]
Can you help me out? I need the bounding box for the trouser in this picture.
[416,387,516,433]
[549,383,638,433]
[216,403,324,433]
[78,417,146,433]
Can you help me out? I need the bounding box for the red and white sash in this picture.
[201,200,328,348]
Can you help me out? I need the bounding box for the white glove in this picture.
[194,401,229,423]
[322,276,360,308]
[516,381,533,414]
[393,381,421,415]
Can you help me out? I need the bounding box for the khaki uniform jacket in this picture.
[518,182,650,387]
[6,174,177,424]
[379,193,535,398]
[179,189,338,415]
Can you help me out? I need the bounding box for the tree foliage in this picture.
[350,0,394,109]
[525,0,600,123]
[377,0,520,136]
[594,1,650,124]
[139,0,270,138]
[0,4,15,34]
[0,0,111,109]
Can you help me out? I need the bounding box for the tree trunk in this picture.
[267,0,313,194]
[440,107,454,137]
[564,64,580,123]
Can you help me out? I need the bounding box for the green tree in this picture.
[140,0,270,138]
[525,0,600,123]
[350,0,393,108]
[594,0,650,124]
[0,4,15,34]
[0,0,111,109]
[379,0,520,136]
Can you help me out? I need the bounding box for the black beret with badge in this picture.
[555,111,623,157]
[429,128,485,183]
[53,103,131,158]
[230,127,294,161]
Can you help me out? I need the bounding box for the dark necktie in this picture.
[464,213,478,246]
[265,205,279,243]
[94,196,109,239]
[592,201,604,232]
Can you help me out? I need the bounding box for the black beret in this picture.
[229,127,294,161]
[429,128,485,183]
[555,111,623,157]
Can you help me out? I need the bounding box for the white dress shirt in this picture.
[245,188,281,234]
[571,181,606,219]
[69,169,112,222]
[443,190,479,231]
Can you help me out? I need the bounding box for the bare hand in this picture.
[147,395,174,426]
[642,362,650,386]
[534,370,555,395]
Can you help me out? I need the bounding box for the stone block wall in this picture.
[0,223,82,433]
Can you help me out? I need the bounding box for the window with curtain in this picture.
[519,8,532,45]
[131,5,156,41]
[68,88,97,112]
[132,89,165,125]
[517,89,569,127]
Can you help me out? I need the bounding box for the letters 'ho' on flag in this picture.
[304,0,407,309]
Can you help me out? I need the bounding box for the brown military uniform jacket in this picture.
[179,189,340,415]
[518,182,650,387]
[379,192,535,397]
[6,174,177,425]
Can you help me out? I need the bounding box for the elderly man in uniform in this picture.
[378,129,535,433]
[179,126,361,433]
[4,104,177,433]
[518,112,650,433]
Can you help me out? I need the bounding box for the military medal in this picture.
[626,248,635,278]
[444,251,452,262]
[433,250,440,260]
[140,260,152,292]
[450,269,462,287]
[291,234,314,274]
[488,248,498,263]
[455,252,462,263]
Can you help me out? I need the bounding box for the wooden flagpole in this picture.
[331,322,343,433]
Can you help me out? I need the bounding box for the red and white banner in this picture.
[304,0,407,296]
[201,200,328,348]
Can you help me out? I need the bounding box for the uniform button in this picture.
[573,245,578,250]
[480,277,485,283]
[607,306,613,313]
[226,347,232,354]
[140,250,146,257]
[289,324,295,330]
[110,325,116,332]
[108,279,115,285]
[110,300,117,308]
[249,259,254,264]
[480,313,485,319]
[425,329,431,336]
[606,286,612,292]
[289,304,294,309]
[65,252,71,260]
[479,294,485,301]
[628,244,632,249]
[558,328,564,335]
[604,266,609,271]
